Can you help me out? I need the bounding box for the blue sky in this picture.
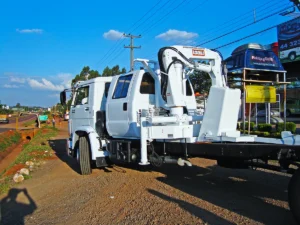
[0,0,295,107]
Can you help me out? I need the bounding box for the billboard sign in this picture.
[277,17,300,63]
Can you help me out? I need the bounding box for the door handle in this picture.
[84,107,89,111]
[123,103,127,111]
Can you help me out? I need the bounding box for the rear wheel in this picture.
[289,52,296,61]
[78,136,92,175]
[288,168,300,224]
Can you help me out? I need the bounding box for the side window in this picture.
[239,54,244,67]
[140,72,155,94]
[104,82,110,98]
[186,80,193,96]
[225,59,234,69]
[75,86,89,105]
[113,75,133,99]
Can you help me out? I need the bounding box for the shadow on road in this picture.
[148,189,235,225]
[48,139,81,174]
[46,137,297,224]
[0,188,37,225]
[150,164,297,225]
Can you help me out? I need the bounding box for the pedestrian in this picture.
[52,117,56,128]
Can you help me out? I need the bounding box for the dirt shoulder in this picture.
[0,122,297,225]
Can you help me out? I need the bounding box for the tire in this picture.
[78,136,92,175]
[289,52,296,61]
[288,168,300,224]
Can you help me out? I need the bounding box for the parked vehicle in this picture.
[282,98,300,117]
[0,114,9,124]
[280,47,300,61]
[250,109,283,124]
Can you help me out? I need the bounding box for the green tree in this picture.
[102,66,112,77]
[16,103,21,108]
[189,71,211,95]
[102,65,126,77]
[121,67,126,74]
[72,66,101,86]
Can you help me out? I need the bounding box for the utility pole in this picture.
[124,34,141,71]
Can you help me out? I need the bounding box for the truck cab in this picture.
[69,77,112,136]
[106,69,196,138]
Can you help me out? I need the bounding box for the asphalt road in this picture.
[0,128,11,133]
[0,115,36,133]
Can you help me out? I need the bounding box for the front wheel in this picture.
[78,136,92,175]
[288,168,300,224]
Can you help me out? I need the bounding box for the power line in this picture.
[145,0,287,59]
[186,0,287,45]
[141,0,192,35]
[145,0,209,39]
[106,49,126,66]
[197,4,294,46]
[100,0,191,67]
[214,25,278,50]
[128,0,163,34]
[96,0,173,68]
[197,2,291,44]
[129,0,174,34]
[197,0,283,40]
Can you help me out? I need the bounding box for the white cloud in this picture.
[103,29,124,40]
[10,77,26,83]
[57,73,72,89]
[16,28,43,34]
[156,29,198,41]
[3,84,19,88]
[27,73,73,91]
[28,78,65,91]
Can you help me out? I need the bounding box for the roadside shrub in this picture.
[257,124,272,132]
[276,122,297,134]
[262,132,270,137]
[270,132,281,138]
[239,122,255,131]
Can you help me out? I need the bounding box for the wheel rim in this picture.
[290,54,296,60]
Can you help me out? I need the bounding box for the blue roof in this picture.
[225,44,285,72]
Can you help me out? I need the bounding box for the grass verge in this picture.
[0,131,21,153]
[0,126,58,195]
[23,119,36,127]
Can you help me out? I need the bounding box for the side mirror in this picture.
[60,91,66,105]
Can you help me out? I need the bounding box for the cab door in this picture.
[71,85,91,130]
[106,74,133,137]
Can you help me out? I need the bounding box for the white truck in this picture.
[279,47,300,61]
[60,45,300,223]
